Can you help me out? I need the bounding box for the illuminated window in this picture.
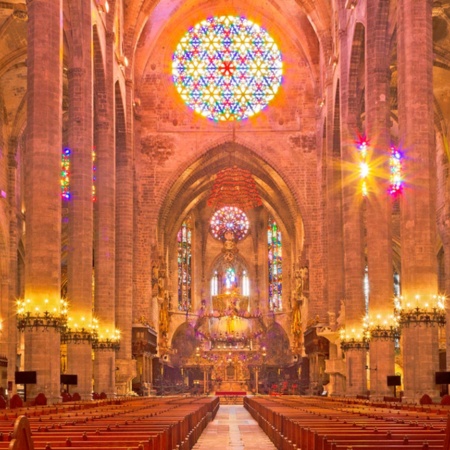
[92,147,97,202]
[242,270,250,296]
[211,270,219,296]
[210,206,249,241]
[177,216,192,311]
[225,267,236,290]
[172,15,283,121]
[268,217,282,311]
[61,148,71,200]
[61,148,97,201]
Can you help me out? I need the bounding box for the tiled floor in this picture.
[193,405,277,449]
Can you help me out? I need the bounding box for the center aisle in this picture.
[193,404,277,450]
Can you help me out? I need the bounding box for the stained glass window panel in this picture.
[210,206,249,241]
[268,217,282,311]
[177,217,192,311]
[172,15,283,121]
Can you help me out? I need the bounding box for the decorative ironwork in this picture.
[340,337,370,351]
[61,328,96,344]
[93,338,120,351]
[398,307,446,327]
[340,328,370,351]
[367,325,400,341]
[395,295,446,327]
[363,313,400,341]
[17,311,67,332]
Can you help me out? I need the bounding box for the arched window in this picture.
[268,217,282,311]
[242,270,250,296]
[61,147,97,201]
[225,266,236,290]
[177,216,192,311]
[211,271,218,296]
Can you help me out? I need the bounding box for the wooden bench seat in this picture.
[244,396,450,450]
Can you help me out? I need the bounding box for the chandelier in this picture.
[395,295,446,327]
[340,328,370,351]
[207,166,262,211]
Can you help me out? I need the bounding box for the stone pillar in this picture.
[93,25,116,394]
[369,339,395,397]
[66,0,94,400]
[24,0,63,403]
[340,70,367,396]
[397,0,440,401]
[7,142,19,395]
[93,117,116,397]
[364,0,395,398]
[115,78,136,392]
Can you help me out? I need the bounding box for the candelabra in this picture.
[93,329,121,351]
[61,317,98,344]
[17,310,67,332]
[93,337,120,351]
[340,329,370,351]
[395,295,446,327]
[17,299,68,332]
[363,314,400,341]
[61,328,97,344]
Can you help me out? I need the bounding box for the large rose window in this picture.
[210,206,249,241]
[172,16,283,121]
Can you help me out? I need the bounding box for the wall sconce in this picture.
[96,0,110,13]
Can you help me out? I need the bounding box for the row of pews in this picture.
[245,395,450,450]
[4,395,219,450]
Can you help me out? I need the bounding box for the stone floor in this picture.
[193,404,277,449]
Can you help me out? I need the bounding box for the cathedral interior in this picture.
[0,0,449,405]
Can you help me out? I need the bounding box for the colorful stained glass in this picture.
[61,148,71,200]
[389,145,403,197]
[210,206,249,241]
[172,15,283,121]
[177,216,192,311]
[92,147,97,202]
[268,217,282,311]
[356,135,370,197]
[61,148,97,201]
[225,267,236,290]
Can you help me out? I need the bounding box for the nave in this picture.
[193,405,276,450]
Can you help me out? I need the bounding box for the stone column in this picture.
[93,21,116,396]
[397,0,440,401]
[93,117,116,397]
[7,142,19,395]
[365,0,395,398]
[24,0,63,403]
[115,78,136,393]
[65,0,94,400]
[339,24,367,395]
